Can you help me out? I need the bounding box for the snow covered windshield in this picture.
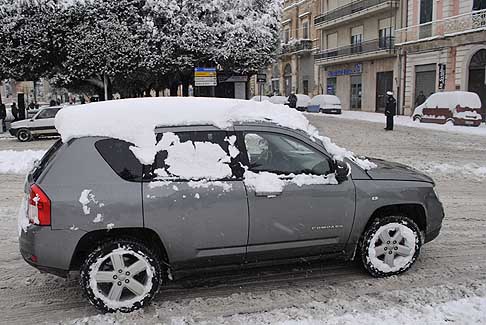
[55,97,375,170]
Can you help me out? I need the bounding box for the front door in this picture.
[143,128,248,269]
[351,75,362,110]
[376,71,394,113]
[469,49,486,121]
[236,127,356,262]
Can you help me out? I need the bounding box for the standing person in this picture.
[384,91,396,131]
[0,103,6,133]
[415,91,426,107]
[288,93,298,109]
[11,102,19,122]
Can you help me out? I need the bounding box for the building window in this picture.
[272,65,280,96]
[379,18,392,48]
[419,0,434,38]
[303,80,309,95]
[284,28,290,44]
[327,0,338,11]
[284,64,292,96]
[351,26,363,53]
[327,32,338,57]
[327,77,336,95]
[302,21,309,39]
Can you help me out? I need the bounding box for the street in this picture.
[0,115,485,324]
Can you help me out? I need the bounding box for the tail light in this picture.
[29,184,51,226]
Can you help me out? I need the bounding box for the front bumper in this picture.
[19,225,84,278]
[9,128,17,136]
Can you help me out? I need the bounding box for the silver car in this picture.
[9,106,62,142]
[19,121,444,313]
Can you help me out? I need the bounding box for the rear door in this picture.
[236,126,356,262]
[143,127,249,269]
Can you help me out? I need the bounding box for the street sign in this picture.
[257,74,267,83]
[195,68,217,87]
[438,64,446,90]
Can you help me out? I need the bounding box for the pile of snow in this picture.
[244,171,338,193]
[55,97,375,169]
[67,294,486,324]
[0,150,45,174]
[418,162,486,179]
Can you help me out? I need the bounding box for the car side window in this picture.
[95,139,143,182]
[243,132,331,176]
[36,108,59,119]
[151,131,244,180]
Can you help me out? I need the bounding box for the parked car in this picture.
[9,106,62,142]
[295,94,311,111]
[308,95,342,114]
[250,95,271,102]
[19,98,444,313]
[412,91,482,127]
[269,96,289,105]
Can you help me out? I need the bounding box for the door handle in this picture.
[255,191,282,198]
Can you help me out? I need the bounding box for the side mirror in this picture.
[334,160,350,183]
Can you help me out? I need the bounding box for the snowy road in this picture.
[1,115,486,324]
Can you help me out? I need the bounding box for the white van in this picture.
[412,91,482,127]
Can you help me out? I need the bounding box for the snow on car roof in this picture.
[55,97,375,169]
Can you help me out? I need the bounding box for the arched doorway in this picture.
[468,49,486,120]
[284,64,292,97]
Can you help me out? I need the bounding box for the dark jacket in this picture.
[288,94,298,109]
[0,104,6,120]
[385,96,397,117]
[11,104,18,119]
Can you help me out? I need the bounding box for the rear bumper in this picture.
[9,128,17,136]
[321,109,342,114]
[19,225,84,278]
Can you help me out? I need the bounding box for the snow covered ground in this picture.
[0,150,45,174]
[0,115,486,324]
[305,111,486,136]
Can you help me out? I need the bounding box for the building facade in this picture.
[268,0,318,97]
[396,0,486,116]
[314,0,402,113]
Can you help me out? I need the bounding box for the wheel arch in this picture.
[70,227,169,271]
[365,203,427,235]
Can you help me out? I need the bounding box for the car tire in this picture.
[17,128,32,142]
[412,115,421,122]
[359,216,422,277]
[80,239,163,313]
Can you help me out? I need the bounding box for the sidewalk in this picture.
[305,111,486,137]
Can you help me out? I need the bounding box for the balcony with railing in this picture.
[315,37,395,64]
[396,9,486,46]
[281,39,314,56]
[314,0,399,30]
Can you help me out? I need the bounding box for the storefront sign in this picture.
[438,64,446,90]
[194,68,217,87]
[328,64,362,77]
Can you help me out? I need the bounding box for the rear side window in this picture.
[95,139,143,182]
[150,131,244,180]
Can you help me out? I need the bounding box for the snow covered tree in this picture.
[0,0,66,81]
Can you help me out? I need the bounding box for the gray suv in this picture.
[19,123,444,313]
